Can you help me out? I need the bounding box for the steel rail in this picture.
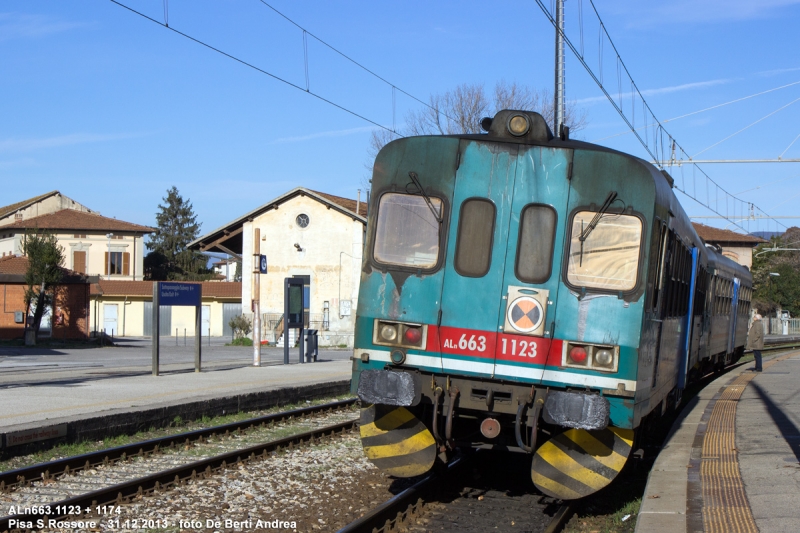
[336,455,468,533]
[337,451,573,533]
[0,418,357,533]
[0,398,356,492]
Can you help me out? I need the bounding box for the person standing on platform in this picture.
[747,314,764,372]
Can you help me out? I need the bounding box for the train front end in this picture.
[351,110,655,499]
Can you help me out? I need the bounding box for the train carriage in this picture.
[351,110,752,499]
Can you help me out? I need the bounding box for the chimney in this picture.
[356,189,361,216]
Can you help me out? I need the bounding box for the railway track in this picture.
[0,400,358,532]
[338,450,572,533]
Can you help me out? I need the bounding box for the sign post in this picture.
[151,281,203,376]
[253,229,262,367]
[152,282,160,376]
[284,277,305,364]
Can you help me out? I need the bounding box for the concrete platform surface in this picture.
[0,359,352,431]
[636,351,800,533]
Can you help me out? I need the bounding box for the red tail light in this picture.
[404,327,422,345]
[569,346,587,364]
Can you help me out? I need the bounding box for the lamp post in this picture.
[769,272,780,325]
[106,233,113,278]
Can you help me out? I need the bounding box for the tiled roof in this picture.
[310,190,368,217]
[0,255,89,282]
[189,187,366,255]
[692,223,766,245]
[0,191,59,220]
[92,280,241,299]
[6,209,154,233]
[0,255,28,275]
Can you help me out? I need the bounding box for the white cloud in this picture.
[575,78,732,105]
[757,67,800,77]
[0,12,88,41]
[0,133,145,153]
[270,126,376,144]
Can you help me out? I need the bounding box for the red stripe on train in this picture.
[426,325,564,367]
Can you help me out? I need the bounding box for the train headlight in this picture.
[568,346,588,364]
[594,349,614,366]
[380,324,398,342]
[507,114,530,136]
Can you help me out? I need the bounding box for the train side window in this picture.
[566,211,643,291]
[649,222,668,312]
[516,204,557,283]
[455,198,496,277]
[373,193,443,269]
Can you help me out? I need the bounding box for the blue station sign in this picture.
[158,282,202,307]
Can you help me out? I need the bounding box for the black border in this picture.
[514,203,558,284]
[369,190,449,275]
[454,197,496,278]
[561,206,647,297]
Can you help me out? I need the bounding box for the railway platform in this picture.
[636,347,800,533]
[0,343,353,455]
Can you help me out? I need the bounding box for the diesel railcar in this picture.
[351,109,752,499]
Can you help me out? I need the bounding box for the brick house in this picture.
[0,255,91,340]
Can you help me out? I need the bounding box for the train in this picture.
[350,109,753,499]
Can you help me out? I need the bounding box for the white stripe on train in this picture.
[357,349,638,393]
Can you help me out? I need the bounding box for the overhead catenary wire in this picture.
[692,96,800,158]
[254,0,454,124]
[109,0,401,136]
[592,79,800,143]
[533,0,787,235]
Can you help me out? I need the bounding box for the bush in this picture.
[228,337,253,346]
[228,315,252,339]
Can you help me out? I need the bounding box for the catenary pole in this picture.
[554,0,565,136]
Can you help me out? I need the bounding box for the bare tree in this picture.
[365,81,588,172]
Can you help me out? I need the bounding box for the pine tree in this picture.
[146,187,209,280]
[22,231,64,340]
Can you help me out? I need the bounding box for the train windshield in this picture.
[566,211,642,291]
[373,193,442,268]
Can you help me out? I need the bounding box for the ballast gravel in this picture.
[37,432,400,533]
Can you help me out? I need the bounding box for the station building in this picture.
[89,280,242,339]
[691,223,766,270]
[189,188,366,348]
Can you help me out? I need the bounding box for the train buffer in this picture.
[636,347,800,533]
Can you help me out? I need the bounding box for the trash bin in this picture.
[304,329,319,362]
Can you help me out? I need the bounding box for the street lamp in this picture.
[769,272,780,314]
[106,233,113,278]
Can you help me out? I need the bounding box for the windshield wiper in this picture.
[578,190,618,266]
[408,171,442,224]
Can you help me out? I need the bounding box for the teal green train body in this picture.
[351,110,753,499]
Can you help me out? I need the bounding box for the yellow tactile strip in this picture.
[700,355,792,533]
[701,371,759,533]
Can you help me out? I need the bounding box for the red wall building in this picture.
[0,255,91,340]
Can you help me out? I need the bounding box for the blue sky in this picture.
[2,0,799,237]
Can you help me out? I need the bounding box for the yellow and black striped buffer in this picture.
[359,403,436,478]
[531,426,634,500]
